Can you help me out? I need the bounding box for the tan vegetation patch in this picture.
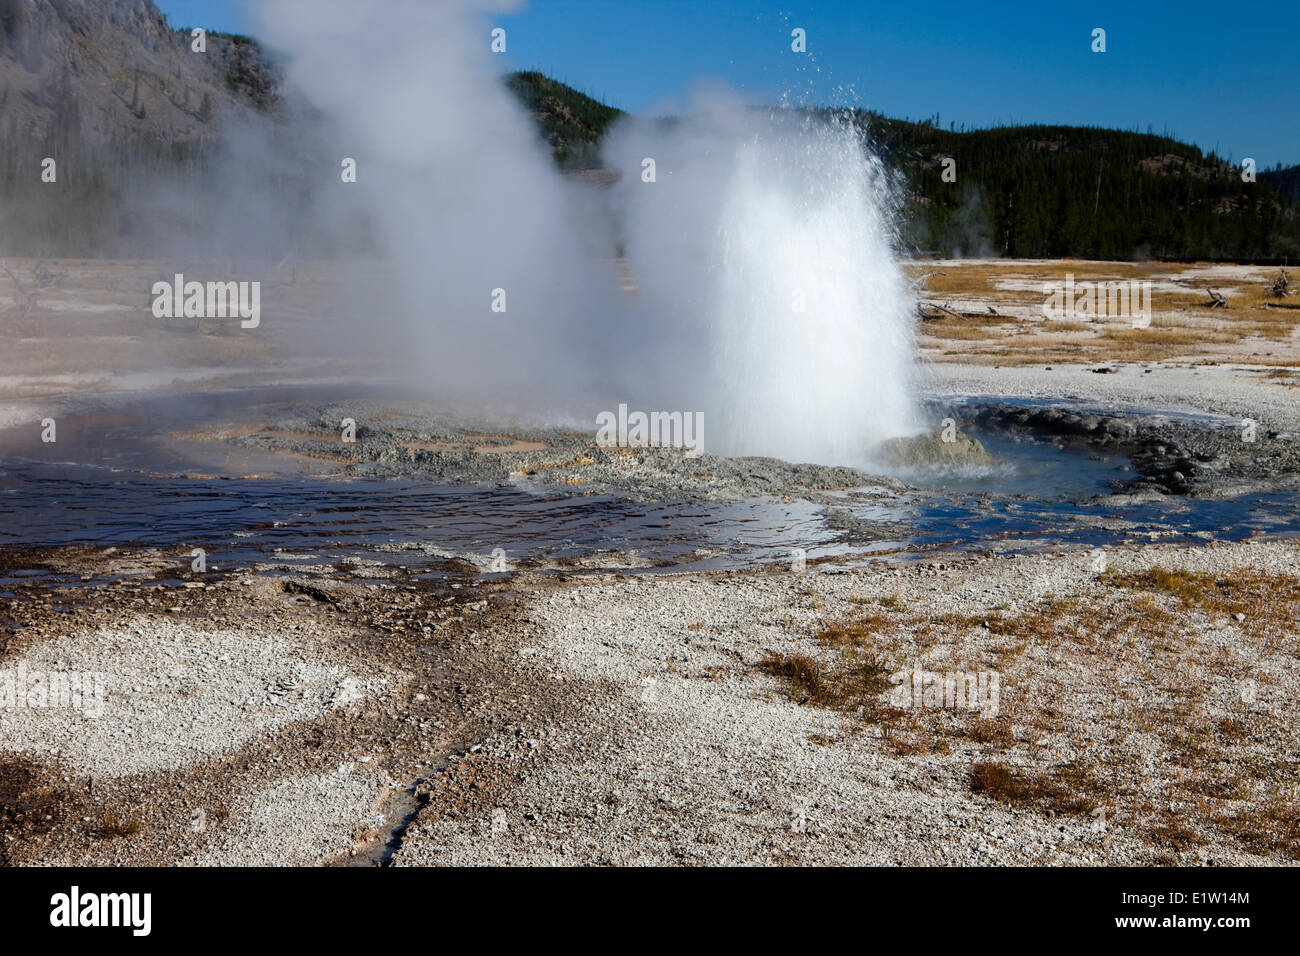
[906,260,1300,366]
[1105,567,1300,651]
[969,760,1099,815]
[765,565,1300,861]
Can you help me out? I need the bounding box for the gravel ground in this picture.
[0,557,547,867]
[393,538,1300,866]
[4,511,1296,866]
[928,362,1300,432]
[1,616,374,777]
[184,771,387,867]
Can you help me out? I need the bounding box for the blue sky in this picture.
[157,0,1298,168]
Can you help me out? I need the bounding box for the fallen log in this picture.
[917,301,965,321]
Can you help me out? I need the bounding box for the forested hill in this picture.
[1262,164,1300,203]
[861,115,1300,261]
[511,75,1298,262]
[505,71,622,170]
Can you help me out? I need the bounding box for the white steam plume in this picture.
[249,0,615,407]
[248,1,920,465]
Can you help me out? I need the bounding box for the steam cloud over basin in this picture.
[250,0,613,401]
[251,0,920,467]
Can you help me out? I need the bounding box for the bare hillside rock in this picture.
[0,0,277,148]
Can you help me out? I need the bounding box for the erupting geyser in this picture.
[606,104,922,466]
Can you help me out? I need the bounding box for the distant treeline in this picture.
[0,131,204,258]
[0,127,365,261]
[3,66,1296,263]
[507,74,1300,263]
[859,115,1300,262]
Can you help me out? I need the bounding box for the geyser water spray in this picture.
[605,102,922,466]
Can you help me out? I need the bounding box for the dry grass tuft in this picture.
[760,648,894,715]
[101,809,142,839]
[969,760,1098,815]
[1107,566,1300,641]
[967,717,1014,747]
